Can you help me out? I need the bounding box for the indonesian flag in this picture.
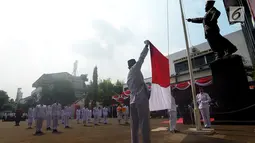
[149,43,173,111]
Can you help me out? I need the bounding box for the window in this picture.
[206,53,215,64]
[192,56,206,68]
[175,61,188,73]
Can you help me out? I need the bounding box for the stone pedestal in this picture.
[210,55,250,120]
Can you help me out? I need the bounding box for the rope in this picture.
[213,103,255,114]
[188,103,255,115]
[180,0,197,67]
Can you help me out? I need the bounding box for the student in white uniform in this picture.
[93,106,99,125]
[102,106,108,124]
[32,107,36,126]
[123,105,129,124]
[98,107,103,123]
[34,104,46,135]
[46,105,52,130]
[64,106,71,128]
[82,106,89,126]
[27,107,34,129]
[88,109,92,123]
[52,102,61,133]
[168,95,179,133]
[76,108,81,124]
[196,87,212,128]
[61,109,65,124]
[116,104,122,124]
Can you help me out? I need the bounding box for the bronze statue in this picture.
[187,0,237,60]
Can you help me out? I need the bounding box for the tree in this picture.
[52,80,76,106]
[98,79,114,105]
[0,90,9,111]
[114,80,124,94]
[80,74,88,83]
[39,80,77,106]
[92,66,99,101]
[39,86,53,105]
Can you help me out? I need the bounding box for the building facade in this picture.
[123,30,252,90]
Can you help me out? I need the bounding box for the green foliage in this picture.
[2,103,15,111]
[39,80,76,106]
[0,90,9,111]
[92,66,99,101]
[80,74,88,82]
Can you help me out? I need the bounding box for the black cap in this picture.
[128,59,136,69]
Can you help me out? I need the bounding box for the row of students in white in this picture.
[28,104,110,134]
[76,107,109,125]
[27,102,71,135]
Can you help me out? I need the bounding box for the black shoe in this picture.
[169,130,175,133]
[52,129,58,133]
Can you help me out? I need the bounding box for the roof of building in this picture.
[32,72,73,87]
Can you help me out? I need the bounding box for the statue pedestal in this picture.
[210,55,250,120]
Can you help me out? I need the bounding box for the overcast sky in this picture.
[0,0,240,99]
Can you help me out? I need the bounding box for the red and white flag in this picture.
[149,43,173,111]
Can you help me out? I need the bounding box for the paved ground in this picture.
[0,119,255,143]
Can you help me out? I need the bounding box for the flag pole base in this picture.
[183,128,215,135]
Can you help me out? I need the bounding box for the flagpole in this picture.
[166,0,170,56]
[178,0,202,130]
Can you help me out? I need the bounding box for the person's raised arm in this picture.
[187,17,204,23]
[134,40,150,70]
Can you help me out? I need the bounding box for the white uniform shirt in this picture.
[28,108,33,118]
[89,110,92,118]
[35,105,46,119]
[98,108,102,117]
[76,109,80,118]
[102,107,108,116]
[64,106,70,116]
[93,107,98,116]
[52,103,61,117]
[196,92,211,109]
[46,105,52,116]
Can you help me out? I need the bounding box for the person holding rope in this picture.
[196,87,212,128]
[187,0,237,60]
